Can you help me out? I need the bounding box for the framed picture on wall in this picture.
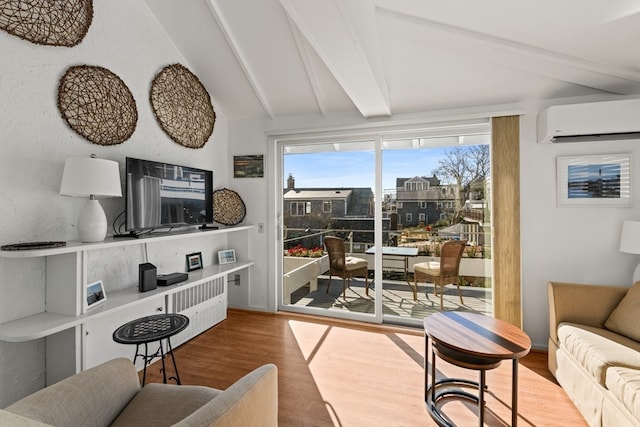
[557,153,631,207]
[86,280,107,310]
[233,154,264,178]
[218,249,236,265]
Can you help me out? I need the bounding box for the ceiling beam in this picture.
[279,0,391,118]
[205,0,275,118]
[286,15,327,116]
[378,7,640,96]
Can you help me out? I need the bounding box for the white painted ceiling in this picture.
[144,0,640,121]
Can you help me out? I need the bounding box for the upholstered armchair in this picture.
[2,358,278,427]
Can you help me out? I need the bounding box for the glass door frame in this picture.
[269,117,493,327]
[274,134,384,325]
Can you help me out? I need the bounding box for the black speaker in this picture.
[138,263,157,293]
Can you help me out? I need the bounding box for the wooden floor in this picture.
[144,309,587,427]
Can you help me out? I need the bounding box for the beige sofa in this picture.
[548,281,640,427]
[1,358,278,427]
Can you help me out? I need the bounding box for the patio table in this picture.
[365,246,419,299]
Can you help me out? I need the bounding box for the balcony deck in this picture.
[289,275,492,320]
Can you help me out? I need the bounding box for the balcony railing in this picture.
[285,226,490,257]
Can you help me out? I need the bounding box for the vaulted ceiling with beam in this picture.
[145,0,640,120]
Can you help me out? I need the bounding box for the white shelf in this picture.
[0,225,254,343]
[0,225,254,258]
[0,261,254,342]
[0,312,82,342]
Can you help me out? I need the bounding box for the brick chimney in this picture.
[287,173,295,190]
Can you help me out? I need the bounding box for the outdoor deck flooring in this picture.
[289,275,492,320]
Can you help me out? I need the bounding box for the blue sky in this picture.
[284,148,449,191]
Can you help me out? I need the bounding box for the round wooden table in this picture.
[423,312,531,427]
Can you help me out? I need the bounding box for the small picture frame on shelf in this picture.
[218,249,236,265]
[86,280,107,310]
[186,252,203,272]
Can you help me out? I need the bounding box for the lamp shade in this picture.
[60,157,122,198]
[620,220,640,255]
[59,156,121,242]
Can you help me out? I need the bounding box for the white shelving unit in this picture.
[0,225,254,383]
[0,261,252,342]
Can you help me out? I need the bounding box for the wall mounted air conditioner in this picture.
[537,98,640,143]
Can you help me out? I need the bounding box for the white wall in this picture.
[519,99,639,348]
[0,1,228,406]
[227,98,639,350]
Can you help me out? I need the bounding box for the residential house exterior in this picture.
[283,174,374,249]
[395,176,459,228]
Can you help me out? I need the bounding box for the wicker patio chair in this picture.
[323,236,369,299]
[413,240,467,310]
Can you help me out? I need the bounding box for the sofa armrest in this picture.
[547,281,628,344]
[174,364,278,427]
[0,409,53,426]
[5,358,140,426]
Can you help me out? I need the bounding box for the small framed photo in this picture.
[86,280,107,310]
[557,154,631,207]
[186,252,203,272]
[234,154,264,178]
[218,249,236,265]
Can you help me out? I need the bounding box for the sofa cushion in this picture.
[605,366,640,422]
[557,322,640,384]
[111,383,221,427]
[605,281,640,341]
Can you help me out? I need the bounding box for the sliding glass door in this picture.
[279,139,381,323]
[380,134,492,325]
[276,119,493,326]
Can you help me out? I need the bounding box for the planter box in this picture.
[283,255,329,304]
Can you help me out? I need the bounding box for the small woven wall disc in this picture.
[150,63,215,149]
[213,188,246,226]
[0,0,93,47]
[57,65,138,145]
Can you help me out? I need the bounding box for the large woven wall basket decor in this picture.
[57,65,138,146]
[150,63,216,149]
[213,188,246,226]
[0,0,93,47]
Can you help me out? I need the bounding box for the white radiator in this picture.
[169,276,227,346]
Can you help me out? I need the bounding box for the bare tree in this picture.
[433,145,490,221]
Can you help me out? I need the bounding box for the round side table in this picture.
[424,312,531,426]
[113,313,189,386]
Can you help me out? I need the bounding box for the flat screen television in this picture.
[125,157,214,232]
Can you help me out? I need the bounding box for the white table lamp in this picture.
[60,155,122,242]
[620,220,640,284]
